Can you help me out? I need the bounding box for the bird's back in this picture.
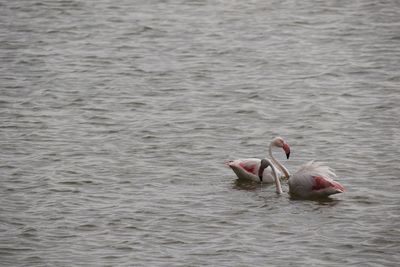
[288,161,339,197]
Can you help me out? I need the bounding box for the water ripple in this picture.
[1,0,400,266]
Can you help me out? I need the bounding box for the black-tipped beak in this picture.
[258,159,269,182]
[283,143,290,159]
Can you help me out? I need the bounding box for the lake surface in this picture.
[1,0,400,266]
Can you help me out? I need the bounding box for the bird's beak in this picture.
[283,143,290,159]
[258,167,264,181]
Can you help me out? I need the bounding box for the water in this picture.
[1,0,400,266]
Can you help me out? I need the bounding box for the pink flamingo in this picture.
[288,160,345,198]
[227,137,291,183]
[259,158,283,194]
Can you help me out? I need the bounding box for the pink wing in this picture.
[226,158,278,183]
[226,158,263,182]
[312,176,345,193]
[226,159,260,175]
[238,162,258,175]
[289,162,345,197]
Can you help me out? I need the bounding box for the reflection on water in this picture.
[232,179,262,191]
[233,178,342,207]
[292,196,342,206]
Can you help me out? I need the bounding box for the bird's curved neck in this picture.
[269,160,283,194]
[269,144,291,178]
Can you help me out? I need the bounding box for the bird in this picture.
[288,160,345,198]
[259,158,283,194]
[226,137,291,183]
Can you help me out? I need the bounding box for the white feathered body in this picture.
[227,158,282,183]
[288,161,345,198]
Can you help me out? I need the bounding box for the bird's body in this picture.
[227,137,290,184]
[227,158,282,183]
[227,136,346,198]
[288,161,345,198]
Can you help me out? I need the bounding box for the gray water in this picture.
[1,0,400,266]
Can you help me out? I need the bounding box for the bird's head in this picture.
[271,137,291,159]
[258,158,271,181]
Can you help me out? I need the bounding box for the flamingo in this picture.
[259,158,283,194]
[226,137,291,183]
[288,160,345,198]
